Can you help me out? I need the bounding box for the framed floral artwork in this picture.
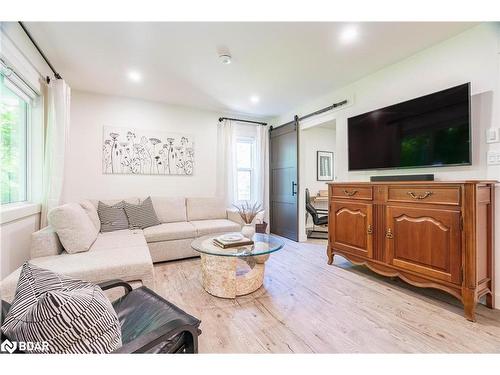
[102,126,194,175]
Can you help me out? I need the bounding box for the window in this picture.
[235,137,255,202]
[0,76,29,205]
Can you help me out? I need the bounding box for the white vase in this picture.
[241,224,255,239]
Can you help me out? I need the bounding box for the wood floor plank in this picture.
[152,237,500,353]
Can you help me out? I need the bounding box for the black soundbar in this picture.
[370,174,434,182]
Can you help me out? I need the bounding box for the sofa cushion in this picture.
[143,222,196,242]
[80,200,101,231]
[98,201,130,232]
[1,263,122,354]
[150,196,187,223]
[191,219,241,236]
[48,203,98,254]
[30,226,63,258]
[124,197,161,229]
[0,241,154,304]
[186,197,227,221]
[90,229,146,251]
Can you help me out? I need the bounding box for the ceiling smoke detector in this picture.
[219,54,232,64]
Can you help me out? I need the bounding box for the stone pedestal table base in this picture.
[200,253,270,298]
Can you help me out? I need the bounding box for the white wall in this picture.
[1,214,40,278]
[62,91,263,203]
[275,23,500,305]
[301,125,336,234]
[302,125,336,195]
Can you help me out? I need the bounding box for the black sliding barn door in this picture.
[269,117,299,241]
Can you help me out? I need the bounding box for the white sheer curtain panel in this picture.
[215,119,235,207]
[256,125,270,227]
[40,79,71,227]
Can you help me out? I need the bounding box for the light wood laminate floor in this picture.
[153,238,500,353]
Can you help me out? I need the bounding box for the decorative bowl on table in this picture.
[218,233,244,242]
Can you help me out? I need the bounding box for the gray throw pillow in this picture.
[97,200,129,232]
[124,196,161,229]
[1,262,122,354]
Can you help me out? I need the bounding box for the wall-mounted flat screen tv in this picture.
[348,83,471,171]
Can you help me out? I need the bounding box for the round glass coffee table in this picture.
[191,233,284,298]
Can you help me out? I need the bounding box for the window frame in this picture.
[1,66,36,208]
[235,136,256,203]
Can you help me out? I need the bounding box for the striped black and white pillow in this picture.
[0,263,122,354]
[124,196,161,229]
[97,200,129,232]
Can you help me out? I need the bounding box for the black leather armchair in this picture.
[305,188,329,239]
[1,280,201,354]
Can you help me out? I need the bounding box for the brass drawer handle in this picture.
[386,228,393,239]
[343,189,358,197]
[367,225,373,235]
[407,191,433,200]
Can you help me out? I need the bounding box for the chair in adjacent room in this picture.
[305,188,329,239]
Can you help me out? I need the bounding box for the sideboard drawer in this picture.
[387,186,461,206]
[331,186,373,201]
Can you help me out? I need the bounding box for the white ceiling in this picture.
[25,22,476,118]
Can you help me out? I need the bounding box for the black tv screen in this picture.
[348,83,471,171]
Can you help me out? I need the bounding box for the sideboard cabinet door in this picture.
[330,201,373,259]
[385,206,462,284]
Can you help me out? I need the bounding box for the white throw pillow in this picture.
[80,199,101,231]
[48,203,98,254]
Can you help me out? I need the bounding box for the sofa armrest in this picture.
[30,226,63,259]
[226,209,265,226]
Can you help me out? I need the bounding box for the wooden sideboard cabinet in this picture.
[327,181,495,321]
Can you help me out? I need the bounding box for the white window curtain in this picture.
[215,119,235,207]
[40,79,71,227]
[216,119,270,227]
[256,125,269,226]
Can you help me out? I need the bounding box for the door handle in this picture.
[367,224,373,235]
[292,181,297,196]
[385,228,394,239]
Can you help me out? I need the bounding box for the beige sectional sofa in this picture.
[0,196,262,303]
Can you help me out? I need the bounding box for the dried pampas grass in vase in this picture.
[233,201,263,239]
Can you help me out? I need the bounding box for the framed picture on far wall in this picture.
[317,151,334,181]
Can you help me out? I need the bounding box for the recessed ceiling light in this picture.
[250,95,260,104]
[219,54,232,64]
[339,26,359,44]
[127,70,142,82]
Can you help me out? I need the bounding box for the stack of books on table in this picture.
[213,236,254,249]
